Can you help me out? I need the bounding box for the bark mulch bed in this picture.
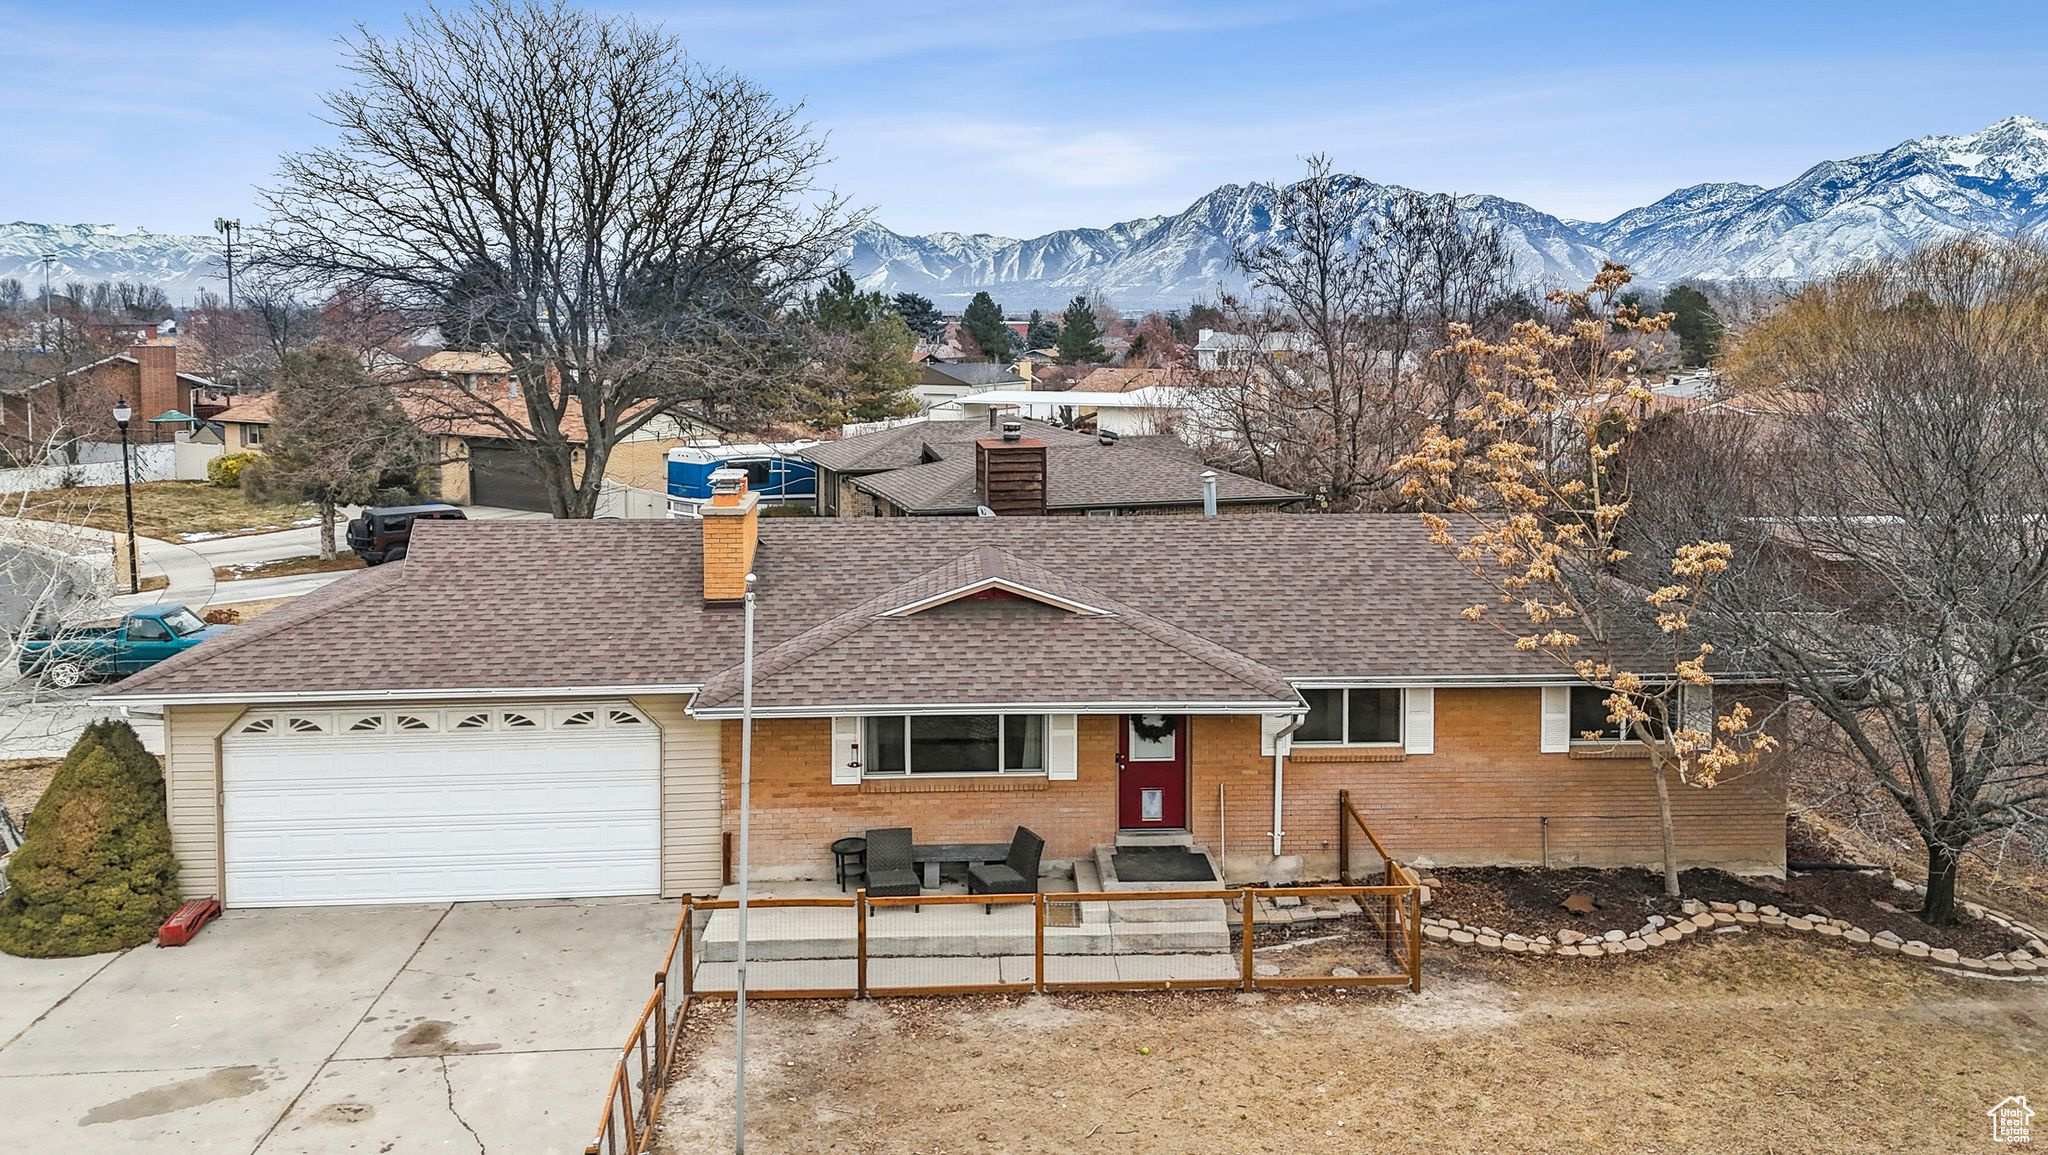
[1424,828,2026,960]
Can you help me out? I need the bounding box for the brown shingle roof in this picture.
[105,516,1588,708]
[821,417,1297,514]
[688,544,1296,712]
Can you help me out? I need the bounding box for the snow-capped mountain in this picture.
[0,223,225,299]
[11,116,2048,309]
[847,177,1608,311]
[853,115,2048,309]
[1584,115,2048,282]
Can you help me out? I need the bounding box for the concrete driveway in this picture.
[0,898,680,1154]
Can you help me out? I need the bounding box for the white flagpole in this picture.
[734,571,756,1155]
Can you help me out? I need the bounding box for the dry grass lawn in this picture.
[23,481,316,541]
[213,553,365,581]
[0,758,61,816]
[659,937,2047,1154]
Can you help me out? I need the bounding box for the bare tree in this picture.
[1204,159,1518,509]
[257,0,848,517]
[1630,238,2048,924]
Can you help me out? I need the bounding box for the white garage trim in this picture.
[221,700,661,907]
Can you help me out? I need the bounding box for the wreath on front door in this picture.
[1130,714,1177,743]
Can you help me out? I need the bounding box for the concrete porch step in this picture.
[1114,829,1195,848]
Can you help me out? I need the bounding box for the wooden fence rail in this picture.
[589,804,1424,1154]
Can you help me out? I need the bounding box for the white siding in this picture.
[638,696,725,896]
[164,704,243,900]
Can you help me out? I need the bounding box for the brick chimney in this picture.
[131,341,180,436]
[701,467,759,602]
[976,421,1047,516]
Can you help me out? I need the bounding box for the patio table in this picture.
[911,842,1012,889]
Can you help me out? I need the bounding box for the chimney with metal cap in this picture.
[976,427,1047,516]
[1202,469,1218,517]
[702,466,759,601]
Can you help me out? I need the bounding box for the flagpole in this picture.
[734,571,756,1155]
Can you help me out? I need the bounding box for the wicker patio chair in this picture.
[968,826,1044,914]
[863,827,922,912]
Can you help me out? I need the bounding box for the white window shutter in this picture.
[1540,687,1571,753]
[1046,714,1078,780]
[1259,713,1294,756]
[830,716,862,785]
[1403,687,1435,755]
[1680,684,1714,734]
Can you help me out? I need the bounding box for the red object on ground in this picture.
[157,898,222,947]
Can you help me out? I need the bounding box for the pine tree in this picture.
[1024,309,1060,349]
[251,341,428,558]
[960,292,1014,362]
[0,721,181,958]
[891,292,945,341]
[1056,295,1107,364]
[811,270,890,332]
[1663,284,1723,367]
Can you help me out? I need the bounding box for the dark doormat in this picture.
[1112,847,1217,883]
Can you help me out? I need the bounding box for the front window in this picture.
[1296,688,1404,745]
[159,608,208,637]
[863,714,1046,776]
[1569,685,1669,743]
[244,425,264,447]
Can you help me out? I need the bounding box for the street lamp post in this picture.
[112,400,139,594]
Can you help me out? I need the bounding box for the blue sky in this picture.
[4,1,2045,239]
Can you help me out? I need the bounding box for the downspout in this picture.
[1270,712,1306,858]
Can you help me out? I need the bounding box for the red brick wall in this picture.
[721,689,1786,880]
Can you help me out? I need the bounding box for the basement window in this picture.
[1295,688,1402,746]
[862,714,1046,776]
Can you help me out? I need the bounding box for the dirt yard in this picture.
[658,937,2048,1154]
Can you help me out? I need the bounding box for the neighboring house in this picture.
[101,490,1786,909]
[417,348,514,393]
[958,386,1215,438]
[912,361,1027,412]
[208,384,581,512]
[1,338,229,451]
[1191,328,1318,372]
[800,416,1298,517]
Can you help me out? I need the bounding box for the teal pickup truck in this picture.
[16,605,230,688]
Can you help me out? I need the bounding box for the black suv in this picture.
[346,504,466,564]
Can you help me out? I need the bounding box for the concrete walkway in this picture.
[0,898,677,1155]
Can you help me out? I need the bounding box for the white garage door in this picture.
[221,702,661,907]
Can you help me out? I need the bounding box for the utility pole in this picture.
[213,218,241,309]
[37,253,54,348]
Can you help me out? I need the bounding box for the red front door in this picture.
[1118,714,1188,829]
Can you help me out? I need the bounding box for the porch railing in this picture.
[1338,788,1424,989]
[588,822,1424,1153]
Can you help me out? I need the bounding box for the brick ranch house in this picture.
[100,479,1786,910]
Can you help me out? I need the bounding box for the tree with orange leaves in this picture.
[1399,262,1777,897]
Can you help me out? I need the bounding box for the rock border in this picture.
[1414,874,2048,973]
